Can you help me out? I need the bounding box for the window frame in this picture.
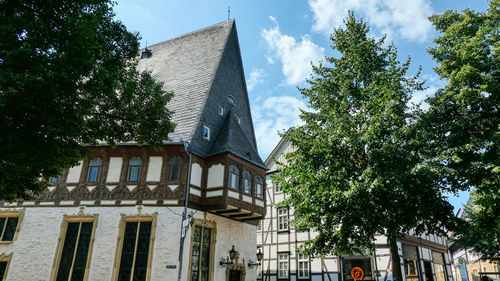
[0,253,12,281]
[127,157,143,183]
[297,254,310,279]
[49,213,98,281]
[255,176,264,198]
[277,207,289,232]
[187,219,217,281]
[278,252,290,279]
[242,171,251,194]
[203,125,210,141]
[86,158,102,183]
[0,209,25,244]
[168,156,183,182]
[111,212,158,281]
[228,165,240,190]
[49,176,60,185]
[275,183,282,193]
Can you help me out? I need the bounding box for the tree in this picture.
[273,13,458,281]
[0,1,175,200]
[423,0,499,261]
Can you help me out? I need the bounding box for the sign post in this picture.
[458,257,469,281]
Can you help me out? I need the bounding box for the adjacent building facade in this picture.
[0,20,265,281]
[257,136,455,281]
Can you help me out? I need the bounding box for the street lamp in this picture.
[248,248,263,269]
[220,245,239,267]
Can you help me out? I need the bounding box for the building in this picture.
[0,20,266,281]
[257,135,455,281]
[448,208,500,281]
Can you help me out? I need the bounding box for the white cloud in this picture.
[252,95,307,159]
[309,0,433,42]
[261,18,325,85]
[246,68,266,91]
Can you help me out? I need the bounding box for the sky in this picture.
[113,0,489,212]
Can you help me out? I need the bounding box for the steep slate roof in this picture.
[137,20,265,167]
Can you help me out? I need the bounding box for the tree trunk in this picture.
[388,236,404,281]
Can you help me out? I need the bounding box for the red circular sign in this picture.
[351,267,364,280]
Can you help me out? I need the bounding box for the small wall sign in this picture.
[166,265,177,269]
[351,267,364,280]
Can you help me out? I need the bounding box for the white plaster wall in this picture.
[190,162,202,187]
[146,156,162,182]
[4,206,257,281]
[66,161,83,183]
[106,157,123,182]
[207,164,224,188]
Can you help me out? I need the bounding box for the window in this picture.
[112,214,157,281]
[0,253,12,281]
[403,244,421,281]
[219,106,224,116]
[50,215,97,281]
[87,158,102,183]
[257,220,262,231]
[277,208,288,231]
[0,210,24,243]
[433,251,447,281]
[242,171,251,194]
[189,219,216,281]
[203,126,210,141]
[278,253,289,279]
[228,165,239,189]
[127,158,142,182]
[298,254,310,279]
[236,116,241,124]
[342,257,373,281]
[168,156,183,182]
[49,176,60,184]
[275,183,281,193]
[255,177,264,198]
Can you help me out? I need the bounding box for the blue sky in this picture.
[114,0,488,212]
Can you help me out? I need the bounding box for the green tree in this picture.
[273,13,457,281]
[424,0,499,261]
[0,1,175,200]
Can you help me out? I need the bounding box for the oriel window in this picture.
[189,220,216,281]
[50,215,97,281]
[242,171,251,194]
[87,158,102,183]
[127,158,142,182]
[168,156,183,182]
[228,165,239,189]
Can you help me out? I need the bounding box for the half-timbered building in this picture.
[258,136,454,281]
[0,19,265,281]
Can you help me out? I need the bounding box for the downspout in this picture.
[178,141,192,281]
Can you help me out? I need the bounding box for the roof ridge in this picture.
[142,19,235,50]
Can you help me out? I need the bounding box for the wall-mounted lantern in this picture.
[220,245,238,267]
[248,248,263,269]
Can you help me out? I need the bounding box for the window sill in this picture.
[0,241,13,245]
[277,229,290,234]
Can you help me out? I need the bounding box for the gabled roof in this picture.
[137,20,233,142]
[136,20,265,167]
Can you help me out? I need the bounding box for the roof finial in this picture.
[227,6,230,21]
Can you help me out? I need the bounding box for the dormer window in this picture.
[227,95,235,105]
[203,126,210,141]
[219,106,224,116]
[236,116,241,124]
[141,47,152,59]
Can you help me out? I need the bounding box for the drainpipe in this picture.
[178,141,192,281]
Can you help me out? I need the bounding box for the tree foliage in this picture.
[273,13,458,281]
[424,0,499,261]
[0,0,175,200]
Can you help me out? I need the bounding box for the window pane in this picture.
[56,223,80,281]
[129,158,142,166]
[200,228,212,281]
[89,159,102,166]
[71,222,93,281]
[133,222,152,281]
[0,261,7,280]
[88,167,98,182]
[190,226,202,281]
[0,218,5,239]
[129,166,140,182]
[1,217,17,241]
[118,222,138,281]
